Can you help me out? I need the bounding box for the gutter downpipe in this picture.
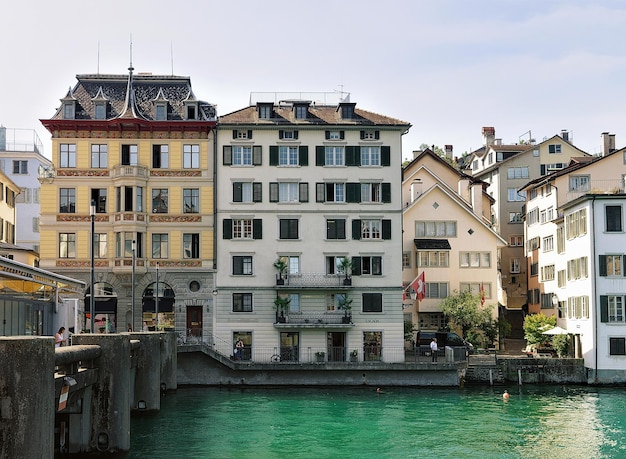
[591,196,598,383]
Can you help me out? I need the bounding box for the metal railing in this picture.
[280,273,351,288]
[277,311,351,325]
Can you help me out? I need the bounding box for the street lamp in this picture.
[155,262,159,328]
[131,239,136,331]
[90,199,95,333]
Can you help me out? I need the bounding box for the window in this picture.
[548,144,562,154]
[183,144,200,169]
[233,182,262,203]
[233,293,253,312]
[601,295,625,322]
[279,146,299,166]
[527,208,539,225]
[510,258,521,274]
[94,102,106,120]
[569,175,590,192]
[508,188,526,201]
[92,188,107,213]
[233,219,253,239]
[609,337,626,356]
[459,252,491,268]
[279,130,298,140]
[116,231,136,258]
[155,103,167,121]
[361,220,381,239]
[425,282,449,299]
[361,183,382,203]
[606,205,623,232]
[136,187,144,213]
[12,160,27,175]
[415,221,456,237]
[279,219,299,239]
[567,256,588,280]
[270,182,308,203]
[258,105,272,119]
[557,227,565,253]
[507,167,529,179]
[558,269,566,288]
[341,105,354,119]
[509,212,523,223]
[326,256,349,275]
[152,145,169,169]
[362,293,382,312]
[541,264,555,281]
[91,144,108,168]
[326,219,346,239]
[183,189,199,213]
[327,131,342,140]
[402,252,410,269]
[233,146,252,165]
[566,209,587,239]
[509,235,523,246]
[59,188,76,213]
[152,189,168,213]
[233,256,253,275]
[325,146,345,166]
[354,256,382,275]
[360,130,378,140]
[183,234,199,259]
[278,255,300,275]
[152,234,168,259]
[325,183,345,202]
[599,255,624,276]
[543,236,554,252]
[63,103,74,119]
[360,146,380,166]
[122,144,138,166]
[530,262,539,277]
[94,233,107,259]
[295,105,307,119]
[59,233,76,258]
[60,144,76,168]
[418,251,450,267]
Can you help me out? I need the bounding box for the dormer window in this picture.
[185,102,198,120]
[63,102,75,120]
[156,103,167,121]
[339,103,356,119]
[258,103,273,119]
[293,103,309,120]
[94,102,106,120]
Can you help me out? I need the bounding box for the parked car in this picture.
[415,331,474,354]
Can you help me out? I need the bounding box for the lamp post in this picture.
[155,262,159,329]
[90,199,95,333]
[131,239,136,331]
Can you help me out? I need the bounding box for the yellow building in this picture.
[40,68,216,334]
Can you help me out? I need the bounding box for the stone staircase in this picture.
[464,354,505,384]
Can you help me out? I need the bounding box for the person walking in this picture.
[55,327,67,348]
[430,337,438,363]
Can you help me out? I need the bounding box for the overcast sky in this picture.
[2,0,626,160]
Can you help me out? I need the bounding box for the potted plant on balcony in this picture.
[274,295,290,323]
[350,349,358,362]
[315,351,326,362]
[338,294,353,324]
[273,257,288,285]
[338,257,354,286]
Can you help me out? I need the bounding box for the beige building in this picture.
[216,93,410,363]
[466,127,590,312]
[39,69,217,334]
[0,168,19,247]
[402,148,506,338]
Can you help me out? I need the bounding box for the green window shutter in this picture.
[269,146,279,166]
[624,255,626,276]
[253,183,262,202]
[346,146,359,166]
[233,256,243,275]
[382,183,391,203]
[382,220,392,240]
[232,130,237,140]
[299,146,308,166]
[600,296,608,322]
[325,131,330,140]
[223,146,232,165]
[247,130,253,139]
[352,219,361,240]
[352,257,362,276]
[223,219,232,239]
[279,130,284,139]
[381,146,391,166]
[316,183,325,202]
[316,146,325,166]
[360,131,365,140]
[340,131,345,140]
[374,131,380,140]
[346,183,361,203]
[253,219,263,239]
[233,182,242,202]
[599,255,607,277]
[293,131,299,140]
[253,146,262,165]
[152,145,160,168]
[337,219,346,239]
[269,182,279,202]
[299,183,309,202]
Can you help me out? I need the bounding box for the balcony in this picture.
[274,311,353,328]
[110,164,149,179]
[276,273,352,288]
[566,179,624,201]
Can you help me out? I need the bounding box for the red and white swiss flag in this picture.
[412,271,426,301]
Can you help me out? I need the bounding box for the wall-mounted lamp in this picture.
[212,289,218,296]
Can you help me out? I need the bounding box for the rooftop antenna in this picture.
[170,41,174,76]
[129,33,133,74]
[97,40,100,74]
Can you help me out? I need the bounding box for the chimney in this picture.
[482,127,495,147]
[561,130,570,142]
[494,138,502,146]
[601,132,616,156]
[444,145,453,161]
[470,182,484,219]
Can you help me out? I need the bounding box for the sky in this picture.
[3,0,626,161]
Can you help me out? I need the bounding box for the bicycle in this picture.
[271,348,297,362]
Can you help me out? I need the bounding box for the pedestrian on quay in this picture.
[430,337,438,362]
[55,327,67,347]
[235,338,244,360]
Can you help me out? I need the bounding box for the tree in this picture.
[404,320,416,342]
[522,313,556,346]
[440,290,485,339]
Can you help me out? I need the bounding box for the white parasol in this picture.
[541,326,569,335]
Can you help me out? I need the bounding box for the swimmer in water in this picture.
[503,390,510,399]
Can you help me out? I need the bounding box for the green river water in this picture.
[124,385,626,459]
